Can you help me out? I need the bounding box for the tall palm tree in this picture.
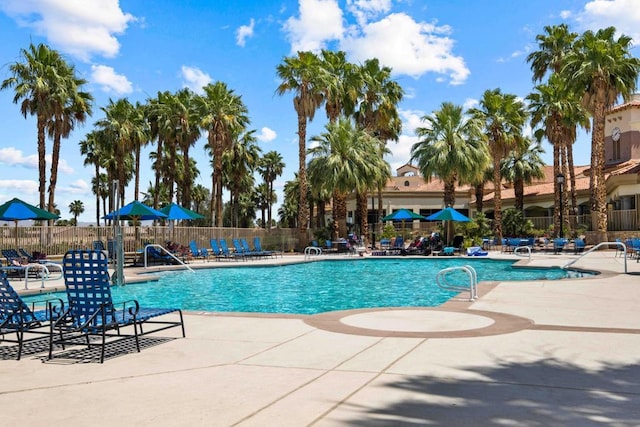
[527,24,578,83]
[527,74,590,236]
[170,89,200,207]
[1,43,68,210]
[257,151,285,229]
[276,51,325,248]
[191,184,210,216]
[79,131,106,226]
[470,89,528,241]
[68,200,84,226]
[279,175,300,228]
[198,82,249,226]
[222,129,261,228]
[95,98,144,205]
[411,102,490,208]
[501,139,546,212]
[563,27,640,242]
[308,118,387,239]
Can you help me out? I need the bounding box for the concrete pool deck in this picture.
[2,249,640,425]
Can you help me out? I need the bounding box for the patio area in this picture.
[2,250,640,425]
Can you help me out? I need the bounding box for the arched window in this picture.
[404,180,410,187]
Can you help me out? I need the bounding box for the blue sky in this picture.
[0,0,637,223]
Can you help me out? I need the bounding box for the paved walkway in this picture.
[2,249,640,426]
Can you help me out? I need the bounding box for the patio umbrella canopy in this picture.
[381,209,426,238]
[159,203,204,221]
[0,197,60,248]
[103,201,167,221]
[425,207,471,246]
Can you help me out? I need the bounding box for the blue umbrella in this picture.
[159,203,204,220]
[425,207,471,222]
[0,198,60,247]
[381,208,426,221]
[103,201,167,221]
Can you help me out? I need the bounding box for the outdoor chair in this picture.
[232,238,258,259]
[253,237,280,258]
[209,239,227,261]
[240,238,266,258]
[219,239,244,261]
[574,238,586,254]
[0,270,64,360]
[146,246,178,265]
[553,238,567,254]
[189,240,209,261]
[49,250,185,363]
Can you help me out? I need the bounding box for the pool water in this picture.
[27,258,591,315]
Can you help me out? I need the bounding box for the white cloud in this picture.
[180,66,212,94]
[257,127,277,142]
[283,0,344,52]
[560,10,572,20]
[0,0,136,61]
[55,158,74,175]
[384,108,424,170]
[65,179,91,194]
[463,98,478,110]
[347,0,392,26]
[0,147,38,169]
[342,13,469,85]
[236,18,255,47]
[0,180,39,195]
[91,64,133,94]
[576,0,640,43]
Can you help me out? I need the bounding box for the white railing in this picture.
[563,241,627,274]
[23,262,63,290]
[436,265,478,301]
[513,245,532,259]
[304,246,322,259]
[143,244,194,272]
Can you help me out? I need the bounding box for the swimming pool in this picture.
[27,258,591,315]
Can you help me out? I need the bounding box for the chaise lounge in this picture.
[49,250,185,363]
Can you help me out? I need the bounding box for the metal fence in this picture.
[0,225,301,256]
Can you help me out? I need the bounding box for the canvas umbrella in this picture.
[381,208,426,238]
[159,203,205,221]
[103,200,167,221]
[0,197,60,248]
[425,207,471,245]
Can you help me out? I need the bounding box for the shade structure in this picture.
[159,203,204,221]
[426,207,471,246]
[0,197,60,248]
[103,201,167,221]
[425,207,471,222]
[381,209,425,238]
[381,208,426,222]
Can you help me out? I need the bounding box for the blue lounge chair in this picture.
[466,246,488,256]
[209,239,227,261]
[219,238,243,261]
[232,238,256,258]
[553,238,567,254]
[0,271,64,360]
[239,238,265,258]
[146,246,176,265]
[49,250,185,363]
[253,237,280,258]
[574,238,586,254]
[189,240,209,261]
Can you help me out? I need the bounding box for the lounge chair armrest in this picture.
[115,299,140,317]
[43,297,65,319]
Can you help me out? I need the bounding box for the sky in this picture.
[0,0,638,224]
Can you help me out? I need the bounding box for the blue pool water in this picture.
[27,258,591,315]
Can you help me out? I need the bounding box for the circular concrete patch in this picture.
[340,309,495,332]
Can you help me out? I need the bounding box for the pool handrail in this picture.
[436,264,478,301]
[304,246,322,259]
[513,245,532,259]
[563,241,627,274]
[144,244,194,272]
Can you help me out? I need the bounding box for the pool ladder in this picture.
[436,265,478,301]
[304,246,322,259]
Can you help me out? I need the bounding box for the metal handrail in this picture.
[513,245,532,259]
[144,244,194,272]
[563,241,627,274]
[304,246,322,259]
[436,265,478,301]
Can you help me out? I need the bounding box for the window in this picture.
[404,180,410,187]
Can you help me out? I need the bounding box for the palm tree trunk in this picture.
[474,183,485,212]
[553,143,561,237]
[297,114,309,248]
[492,156,503,241]
[94,164,100,226]
[358,191,368,246]
[47,124,62,225]
[134,144,141,201]
[567,142,578,216]
[37,114,47,210]
[333,192,347,239]
[592,102,608,242]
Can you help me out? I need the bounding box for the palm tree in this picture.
[470,89,528,241]
[257,151,285,229]
[411,102,490,208]
[95,98,144,205]
[527,24,578,82]
[68,200,84,226]
[308,118,387,240]
[79,131,105,226]
[527,74,590,236]
[191,184,210,217]
[1,43,68,210]
[501,139,546,212]
[198,82,249,226]
[563,27,640,242]
[222,129,261,228]
[276,51,325,248]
